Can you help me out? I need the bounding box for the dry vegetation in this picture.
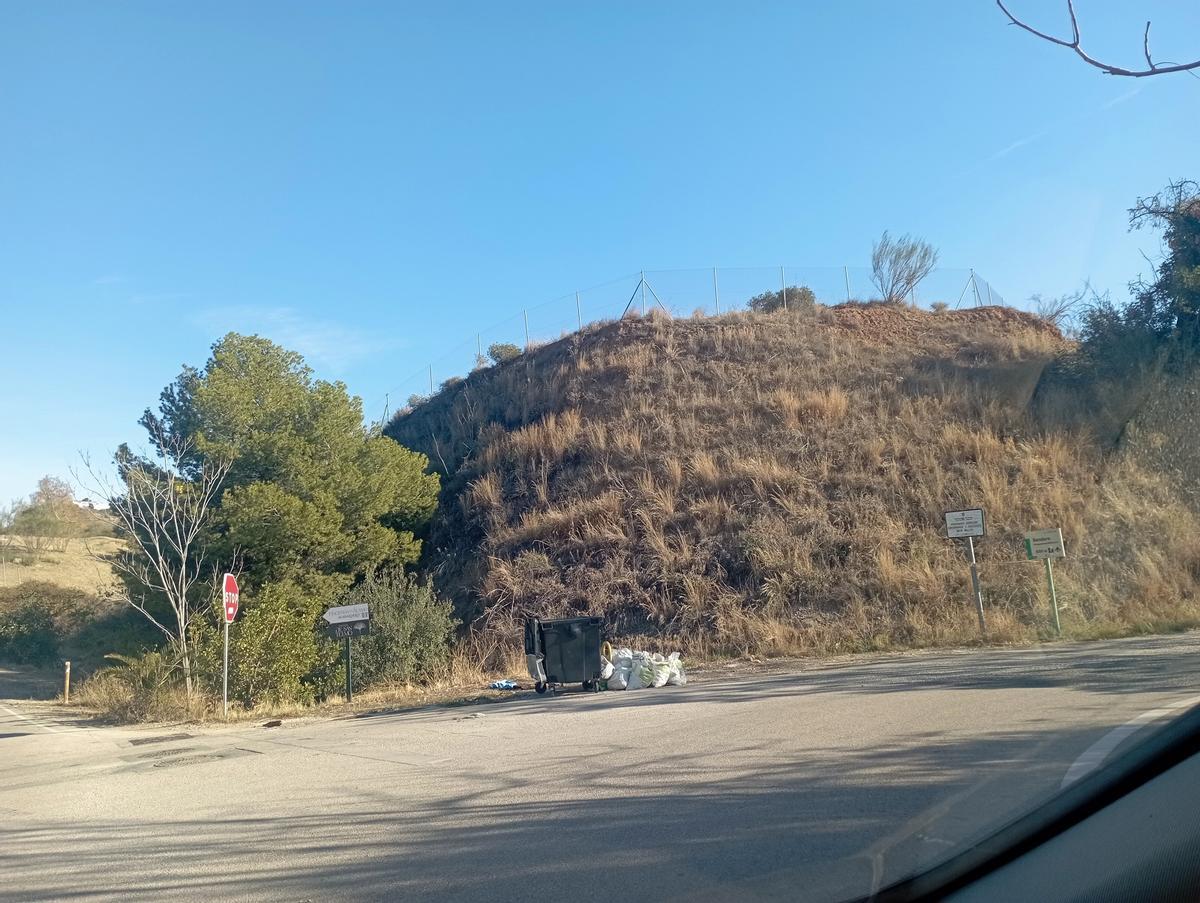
[0,535,123,593]
[387,303,1200,664]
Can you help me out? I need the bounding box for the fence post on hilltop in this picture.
[640,271,646,316]
[524,309,530,350]
[576,292,582,332]
[428,365,434,395]
[713,267,720,315]
[844,266,851,301]
[476,333,482,364]
[781,266,787,311]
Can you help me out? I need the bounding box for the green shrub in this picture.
[76,651,200,722]
[0,603,58,664]
[215,580,336,705]
[336,570,455,687]
[487,342,522,364]
[0,582,155,673]
[746,285,816,313]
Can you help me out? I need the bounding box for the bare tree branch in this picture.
[78,432,231,699]
[997,1,1200,77]
[871,232,938,305]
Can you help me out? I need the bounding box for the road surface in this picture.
[3,633,1200,902]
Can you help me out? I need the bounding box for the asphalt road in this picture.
[3,633,1200,903]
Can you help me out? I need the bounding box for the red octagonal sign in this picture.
[223,573,239,623]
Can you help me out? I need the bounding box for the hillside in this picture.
[386,304,1200,661]
[0,536,122,594]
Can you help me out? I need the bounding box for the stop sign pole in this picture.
[222,573,239,719]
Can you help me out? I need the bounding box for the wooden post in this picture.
[63,660,71,704]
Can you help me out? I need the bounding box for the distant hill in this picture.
[387,304,1200,661]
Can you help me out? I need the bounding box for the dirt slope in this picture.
[388,304,1200,660]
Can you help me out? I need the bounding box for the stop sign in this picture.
[223,573,239,623]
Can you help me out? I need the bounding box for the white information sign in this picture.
[945,508,986,539]
[323,603,371,624]
[1025,528,1066,560]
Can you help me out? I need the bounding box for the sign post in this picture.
[945,509,987,637]
[1025,528,1066,636]
[323,604,371,702]
[222,573,239,719]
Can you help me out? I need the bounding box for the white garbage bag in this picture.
[666,652,687,686]
[603,647,685,690]
[600,656,615,680]
[650,654,672,688]
[608,648,633,690]
[626,653,654,690]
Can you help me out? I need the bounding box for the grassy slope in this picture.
[0,536,122,593]
[388,304,1200,662]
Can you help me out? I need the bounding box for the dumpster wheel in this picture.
[535,682,548,694]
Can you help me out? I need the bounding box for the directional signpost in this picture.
[323,604,371,702]
[945,508,987,636]
[222,573,239,719]
[1025,528,1066,636]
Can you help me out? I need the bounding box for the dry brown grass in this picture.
[387,304,1200,664]
[0,536,123,593]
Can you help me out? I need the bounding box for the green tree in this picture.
[1128,180,1200,347]
[142,333,441,703]
[1078,180,1200,370]
[9,477,83,553]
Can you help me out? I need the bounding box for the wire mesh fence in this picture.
[380,265,1005,418]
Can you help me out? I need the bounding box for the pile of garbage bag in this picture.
[601,648,687,690]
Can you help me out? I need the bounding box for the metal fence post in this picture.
[712,267,720,315]
[640,271,646,316]
[575,291,582,331]
[428,365,434,394]
[780,266,787,310]
[968,536,987,637]
[524,309,530,350]
[844,266,851,301]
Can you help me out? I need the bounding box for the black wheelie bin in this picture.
[524,616,603,694]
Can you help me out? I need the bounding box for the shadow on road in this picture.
[0,721,1112,902]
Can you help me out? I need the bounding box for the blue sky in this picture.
[2,1,1198,503]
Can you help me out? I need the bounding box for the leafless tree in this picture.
[871,232,939,305]
[997,1,1200,78]
[1030,286,1088,337]
[79,429,231,699]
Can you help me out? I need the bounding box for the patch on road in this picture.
[150,752,228,769]
[120,744,260,772]
[128,746,202,761]
[128,732,194,746]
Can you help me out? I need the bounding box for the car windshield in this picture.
[2,3,1199,901]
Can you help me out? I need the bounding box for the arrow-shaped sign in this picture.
[323,603,370,624]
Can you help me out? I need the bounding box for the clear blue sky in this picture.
[2,1,1198,503]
